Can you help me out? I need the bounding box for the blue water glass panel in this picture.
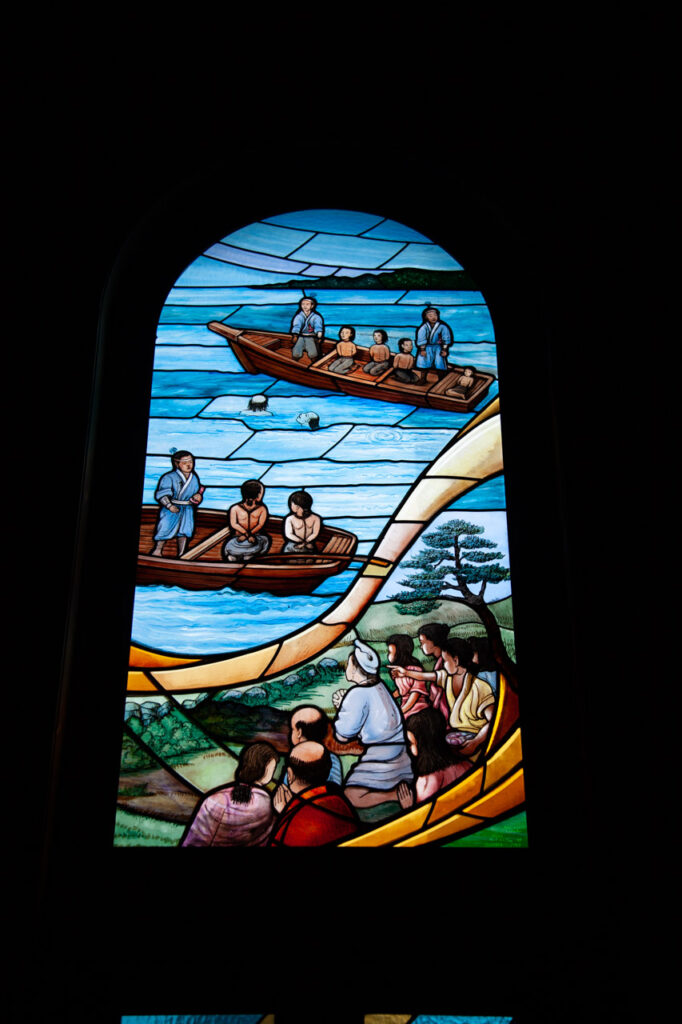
[410,1017,513,1024]
[264,208,385,234]
[325,424,456,462]
[149,398,212,418]
[200,393,416,430]
[260,459,428,486]
[223,305,300,332]
[398,407,472,430]
[159,305,243,324]
[174,256,308,287]
[205,242,309,275]
[323,516,390,539]
[131,585,342,655]
[291,233,405,269]
[156,323,236,345]
[264,380,338,398]
[305,289,405,305]
[146,417,253,459]
[448,473,507,510]
[153,345,243,372]
[302,263,340,276]
[122,1016,267,1024]
[221,221,315,255]
[233,423,354,461]
[399,289,487,305]
[361,218,433,242]
[383,242,463,270]
[312,568,361,595]
[151,372,277,398]
[321,304,433,326]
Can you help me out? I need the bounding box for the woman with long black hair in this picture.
[397,706,472,808]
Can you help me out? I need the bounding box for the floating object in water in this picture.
[247,394,270,412]
[296,411,320,431]
[297,411,320,430]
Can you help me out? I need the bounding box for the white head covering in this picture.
[353,638,379,675]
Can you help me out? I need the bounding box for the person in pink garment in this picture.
[182,741,278,847]
[396,707,472,808]
[386,633,430,719]
[415,622,451,722]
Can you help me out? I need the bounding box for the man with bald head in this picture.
[288,704,343,786]
[269,741,359,847]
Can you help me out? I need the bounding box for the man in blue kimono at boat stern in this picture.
[290,296,324,363]
[415,306,453,382]
[150,450,203,557]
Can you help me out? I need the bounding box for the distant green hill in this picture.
[256,267,479,291]
[358,595,513,637]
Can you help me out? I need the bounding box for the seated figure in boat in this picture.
[328,325,357,374]
[291,296,324,362]
[396,707,472,809]
[391,636,495,762]
[283,490,322,553]
[392,338,420,383]
[445,365,476,398]
[150,449,203,557]
[415,306,453,382]
[363,329,392,376]
[223,480,271,562]
[332,639,414,809]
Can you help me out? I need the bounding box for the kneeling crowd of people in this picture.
[182,626,498,847]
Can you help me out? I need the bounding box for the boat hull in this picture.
[137,507,357,595]
[207,324,494,412]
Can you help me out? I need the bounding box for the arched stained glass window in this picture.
[112,207,527,849]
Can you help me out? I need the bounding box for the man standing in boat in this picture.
[150,450,203,557]
[415,306,453,382]
[290,296,324,363]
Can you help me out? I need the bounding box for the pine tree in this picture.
[395,518,517,690]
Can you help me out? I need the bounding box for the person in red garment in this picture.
[270,741,359,847]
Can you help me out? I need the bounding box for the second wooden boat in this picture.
[207,324,494,411]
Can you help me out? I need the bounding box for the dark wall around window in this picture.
[15,18,668,1024]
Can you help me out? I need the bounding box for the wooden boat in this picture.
[207,323,495,412]
[136,506,358,595]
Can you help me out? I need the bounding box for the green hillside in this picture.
[352,596,515,663]
[256,267,479,291]
[357,596,514,641]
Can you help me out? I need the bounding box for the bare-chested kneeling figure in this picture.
[282,490,322,553]
[222,480,271,562]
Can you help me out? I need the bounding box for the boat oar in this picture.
[180,527,231,561]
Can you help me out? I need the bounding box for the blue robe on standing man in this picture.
[415,316,453,371]
[154,467,202,541]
